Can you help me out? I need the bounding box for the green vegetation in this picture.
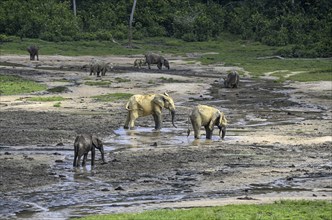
[85,81,112,86]
[115,77,131,83]
[159,77,185,83]
[26,96,66,102]
[92,93,133,102]
[53,102,61,107]
[76,200,332,220]
[0,1,331,57]
[0,75,46,95]
[47,86,70,93]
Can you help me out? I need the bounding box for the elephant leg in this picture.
[148,63,151,69]
[73,152,78,167]
[129,111,139,129]
[36,54,39,61]
[77,155,82,167]
[124,113,130,129]
[97,71,100,77]
[91,148,95,166]
[157,62,162,70]
[82,153,88,166]
[153,113,162,130]
[191,117,201,139]
[205,125,213,139]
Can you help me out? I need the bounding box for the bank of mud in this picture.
[0,56,331,219]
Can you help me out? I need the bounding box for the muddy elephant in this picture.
[90,62,112,77]
[27,45,39,61]
[223,71,239,88]
[187,105,227,139]
[134,59,145,69]
[124,92,176,130]
[145,52,170,70]
[73,134,106,167]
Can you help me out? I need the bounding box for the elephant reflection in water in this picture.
[187,105,227,140]
[124,92,176,131]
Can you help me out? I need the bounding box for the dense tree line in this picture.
[0,0,331,57]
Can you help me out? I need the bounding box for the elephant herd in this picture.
[25,45,239,167]
[74,92,230,167]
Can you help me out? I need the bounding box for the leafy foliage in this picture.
[0,0,331,57]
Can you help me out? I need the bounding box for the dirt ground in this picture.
[0,54,331,219]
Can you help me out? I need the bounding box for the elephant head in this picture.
[208,111,227,139]
[91,135,106,163]
[163,59,170,69]
[152,92,176,128]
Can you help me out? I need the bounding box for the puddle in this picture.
[1,78,330,219]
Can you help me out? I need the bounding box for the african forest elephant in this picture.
[134,59,145,69]
[187,105,227,139]
[124,92,176,130]
[223,71,240,88]
[73,134,106,167]
[27,45,39,61]
[90,62,112,77]
[145,52,170,70]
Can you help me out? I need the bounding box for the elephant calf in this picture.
[134,59,145,69]
[27,45,39,61]
[73,134,106,167]
[124,92,176,130]
[223,71,240,88]
[187,105,227,139]
[145,52,170,70]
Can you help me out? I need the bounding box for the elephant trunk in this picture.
[171,110,177,128]
[218,125,226,140]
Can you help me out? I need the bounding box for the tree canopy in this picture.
[0,0,331,57]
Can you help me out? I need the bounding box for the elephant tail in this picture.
[125,101,131,111]
[187,113,191,137]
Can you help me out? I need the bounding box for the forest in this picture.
[0,0,331,58]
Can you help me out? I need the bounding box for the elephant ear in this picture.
[209,112,220,130]
[92,136,103,149]
[152,95,165,108]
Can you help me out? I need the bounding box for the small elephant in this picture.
[145,52,170,70]
[134,59,145,69]
[187,105,227,139]
[73,134,106,167]
[27,45,39,61]
[90,62,112,77]
[223,71,239,88]
[124,92,176,130]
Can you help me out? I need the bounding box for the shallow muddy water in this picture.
[0,72,331,219]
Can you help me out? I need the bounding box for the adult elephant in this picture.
[27,45,39,61]
[145,52,170,70]
[124,92,176,130]
[187,105,227,139]
[73,134,106,167]
[223,71,240,88]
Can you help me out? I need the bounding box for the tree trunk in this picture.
[128,0,137,48]
[73,0,77,16]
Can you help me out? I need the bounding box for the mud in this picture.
[0,55,331,219]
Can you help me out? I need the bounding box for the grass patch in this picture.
[85,81,112,86]
[76,200,332,220]
[0,75,47,95]
[47,86,70,93]
[26,96,66,102]
[1,36,331,82]
[92,93,133,102]
[53,102,61,107]
[115,77,131,83]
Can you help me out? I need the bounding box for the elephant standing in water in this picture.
[145,52,170,70]
[27,45,39,61]
[73,134,106,167]
[223,71,240,88]
[124,92,176,130]
[187,105,227,139]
